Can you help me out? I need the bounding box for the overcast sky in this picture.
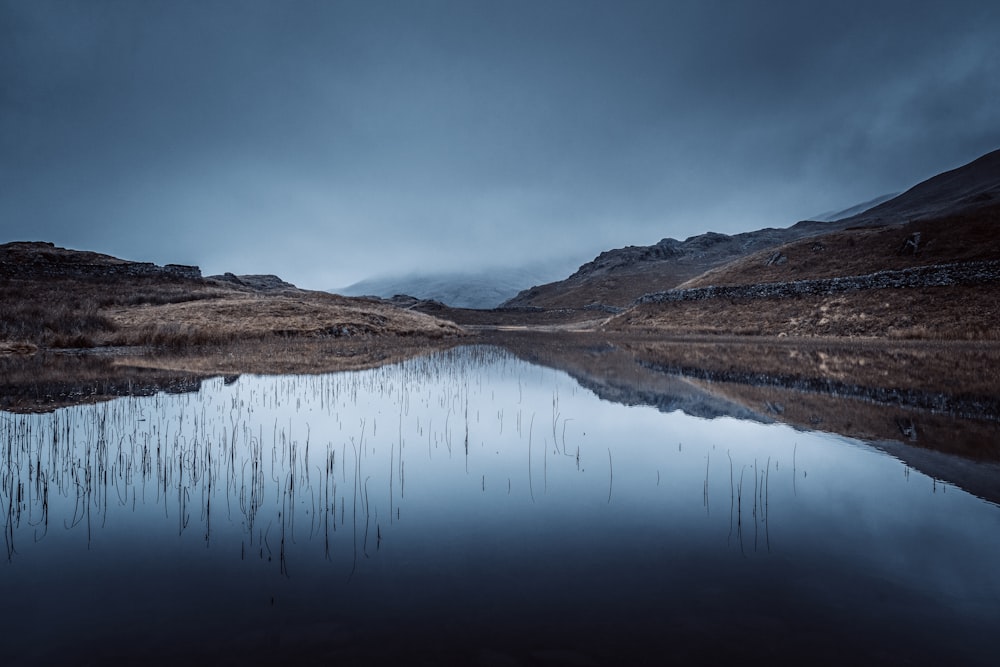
[2,0,999,289]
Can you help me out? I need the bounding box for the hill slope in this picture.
[0,242,463,351]
[682,204,1000,289]
[810,192,899,222]
[607,203,1000,340]
[505,148,1000,310]
[839,148,1000,226]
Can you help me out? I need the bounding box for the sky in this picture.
[2,0,999,289]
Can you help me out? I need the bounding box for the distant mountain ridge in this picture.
[503,148,1000,309]
[335,263,577,309]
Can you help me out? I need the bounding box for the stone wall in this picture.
[0,261,202,281]
[636,260,1000,305]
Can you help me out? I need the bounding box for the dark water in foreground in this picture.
[2,346,998,665]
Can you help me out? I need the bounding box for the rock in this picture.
[209,273,297,291]
[899,231,921,255]
[0,242,202,280]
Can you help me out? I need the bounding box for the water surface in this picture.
[2,346,998,665]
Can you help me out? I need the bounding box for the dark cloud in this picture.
[2,0,999,288]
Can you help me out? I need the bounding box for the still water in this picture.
[2,346,998,665]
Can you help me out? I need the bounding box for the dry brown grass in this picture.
[0,272,465,352]
[506,205,1000,314]
[0,278,115,347]
[509,262,701,309]
[0,275,234,348]
[682,205,1000,289]
[609,285,1000,340]
[103,292,464,347]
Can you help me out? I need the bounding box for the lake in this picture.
[2,344,999,665]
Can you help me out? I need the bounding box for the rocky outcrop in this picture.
[209,273,297,291]
[0,242,201,280]
[501,225,837,309]
[636,259,1000,304]
[565,237,686,278]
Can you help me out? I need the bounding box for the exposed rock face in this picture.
[209,273,297,291]
[566,237,685,278]
[764,251,787,266]
[0,241,201,280]
[502,224,838,308]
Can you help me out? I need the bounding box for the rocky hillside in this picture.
[0,242,464,351]
[607,203,1000,340]
[505,148,1000,310]
[501,225,837,309]
[680,204,1000,289]
[0,241,200,280]
[606,164,1000,340]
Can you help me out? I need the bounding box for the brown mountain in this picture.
[504,148,1000,310]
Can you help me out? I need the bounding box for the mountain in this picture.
[841,148,1000,226]
[678,204,1000,290]
[501,225,837,309]
[504,148,1000,310]
[810,192,899,222]
[605,148,1000,340]
[336,263,577,309]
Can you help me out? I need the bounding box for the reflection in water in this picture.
[2,346,999,665]
[495,333,1000,503]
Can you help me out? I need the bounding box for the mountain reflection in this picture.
[2,345,999,665]
[491,332,1000,505]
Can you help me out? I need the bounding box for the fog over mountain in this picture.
[811,193,901,222]
[502,148,1000,309]
[337,260,579,309]
[2,1,999,289]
